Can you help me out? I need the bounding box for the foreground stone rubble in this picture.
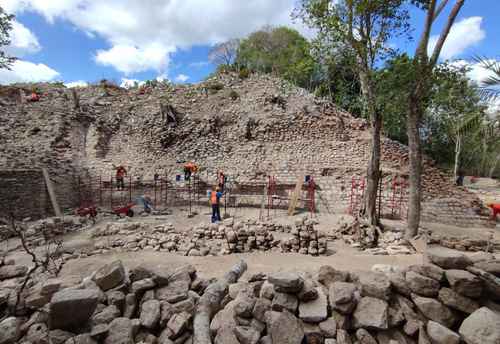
[0,245,499,343]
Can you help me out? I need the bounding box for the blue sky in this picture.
[0,0,499,87]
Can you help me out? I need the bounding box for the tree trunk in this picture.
[453,133,461,182]
[358,69,381,226]
[406,95,423,239]
[192,260,247,344]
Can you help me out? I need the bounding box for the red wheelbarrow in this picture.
[112,203,135,217]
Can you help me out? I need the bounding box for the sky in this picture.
[0,0,499,89]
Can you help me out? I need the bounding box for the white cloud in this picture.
[189,61,210,68]
[5,20,41,56]
[0,60,59,84]
[95,43,175,75]
[120,78,143,89]
[428,17,486,60]
[175,74,189,83]
[3,0,309,75]
[65,80,88,88]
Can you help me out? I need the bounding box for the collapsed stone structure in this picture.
[0,246,499,344]
[0,73,491,227]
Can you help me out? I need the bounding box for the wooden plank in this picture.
[288,175,304,216]
[42,168,62,217]
[259,183,267,220]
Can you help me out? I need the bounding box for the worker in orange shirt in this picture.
[487,203,500,221]
[209,186,223,223]
[184,162,198,181]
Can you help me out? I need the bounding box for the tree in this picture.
[208,39,240,66]
[297,0,411,226]
[473,56,500,101]
[0,5,16,69]
[405,0,465,239]
[236,26,316,89]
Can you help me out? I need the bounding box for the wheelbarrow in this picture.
[76,205,98,220]
[112,203,135,217]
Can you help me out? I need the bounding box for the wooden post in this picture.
[288,175,304,216]
[42,168,62,217]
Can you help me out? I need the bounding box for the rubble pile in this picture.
[280,218,329,256]
[1,246,499,344]
[422,228,500,253]
[332,219,413,256]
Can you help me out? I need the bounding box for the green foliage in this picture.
[0,6,16,69]
[238,67,250,79]
[236,26,316,89]
[206,82,224,93]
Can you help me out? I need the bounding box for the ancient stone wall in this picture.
[0,170,48,219]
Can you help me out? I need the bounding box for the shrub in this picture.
[207,82,224,93]
[239,68,250,79]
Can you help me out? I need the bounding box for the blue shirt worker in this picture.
[209,187,223,223]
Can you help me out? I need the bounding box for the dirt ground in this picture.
[6,202,500,284]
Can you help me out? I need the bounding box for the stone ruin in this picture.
[0,73,494,228]
[0,245,499,344]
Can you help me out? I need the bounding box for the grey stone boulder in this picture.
[466,267,500,301]
[0,317,20,344]
[298,279,319,301]
[426,246,472,269]
[426,321,460,344]
[49,330,74,344]
[252,298,271,323]
[329,282,357,314]
[268,272,304,293]
[91,305,120,325]
[299,287,328,323]
[156,279,190,303]
[131,278,156,294]
[24,322,49,344]
[445,269,483,298]
[459,307,500,344]
[66,333,97,344]
[269,310,304,344]
[474,260,500,277]
[234,296,256,318]
[405,271,440,297]
[387,272,411,296]
[140,299,161,329]
[319,318,337,338]
[50,288,99,330]
[167,312,191,339]
[93,260,126,291]
[356,328,378,344]
[438,288,480,314]
[0,265,28,281]
[337,329,353,344]
[352,297,389,330]
[272,292,298,313]
[318,266,349,287]
[234,326,261,344]
[104,318,134,344]
[408,264,444,282]
[411,294,457,328]
[259,281,274,300]
[357,272,391,300]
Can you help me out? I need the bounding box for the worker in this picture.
[487,203,500,221]
[28,92,40,102]
[218,171,226,193]
[209,186,223,223]
[113,165,127,190]
[455,170,465,186]
[184,162,198,181]
[138,193,154,213]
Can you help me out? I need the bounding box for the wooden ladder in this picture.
[288,175,304,216]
